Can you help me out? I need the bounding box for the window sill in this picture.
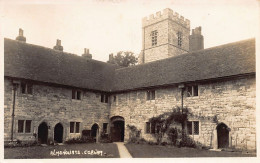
[17,132,33,135]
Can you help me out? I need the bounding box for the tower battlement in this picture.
[142,8,190,29]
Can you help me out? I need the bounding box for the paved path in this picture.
[114,142,132,158]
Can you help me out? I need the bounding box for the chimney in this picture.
[53,39,63,51]
[82,48,92,59]
[189,26,204,52]
[109,54,114,62]
[16,28,26,42]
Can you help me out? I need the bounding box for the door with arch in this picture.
[38,122,48,144]
[91,124,99,142]
[110,116,125,142]
[54,123,63,143]
[217,123,229,148]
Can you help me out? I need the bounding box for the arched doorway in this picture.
[91,124,99,142]
[110,116,125,142]
[54,123,63,143]
[38,122,48,144]
[217,123,229,148]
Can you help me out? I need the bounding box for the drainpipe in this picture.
[178,84,185,138]
[11,82,19,141]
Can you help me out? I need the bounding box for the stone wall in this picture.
[4,78,110,142]
[142,9,190,63]
[110,75,256,150]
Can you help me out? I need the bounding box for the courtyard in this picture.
[4,143,256,159]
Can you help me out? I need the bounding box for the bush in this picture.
[167,127,178,145]
[65,137,95,144]
[180,133,196,148]
[99,132,112,143]
[127,125,142,143]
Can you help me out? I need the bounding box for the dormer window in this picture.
[151,30,158,46]
[177,31,182,47]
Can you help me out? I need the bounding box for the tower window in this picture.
[151,30,158,46]
[177,31,182,47]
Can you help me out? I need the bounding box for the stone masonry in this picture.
[4,78,110,142]
[109,75,256,150]
[141,8,190,63]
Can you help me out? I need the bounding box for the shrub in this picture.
[167,127,178,145]
[65,137,95,144]
[127,125,142,143]
[99,132,112,143]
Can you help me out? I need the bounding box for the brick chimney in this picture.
[16,28,26,42]
[82,48,92,59]
[189,26,204,52]
[53,39,63,51]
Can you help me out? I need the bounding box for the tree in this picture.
[107,51,138,67]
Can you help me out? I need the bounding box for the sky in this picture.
[1,0,259,62]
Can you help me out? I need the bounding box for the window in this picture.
[187,121,199,135]
[72,90,81,100]
[18,120,31,133]
[146,122,156,134]
[113,95,116,103]
[103,123,108,133]
[187,85,198,97]
[70,122,80,133]
[146,90,155,100]
[177,31,182,47]
[21,82,33,94]
[101,94,109,103]
[151,30,158,46]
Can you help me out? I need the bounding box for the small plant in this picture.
[99,132,112,143]
[127,125,142,143]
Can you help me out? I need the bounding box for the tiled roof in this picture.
[4,38,255,92]
[4,38,117,92]
[113,38,255,91]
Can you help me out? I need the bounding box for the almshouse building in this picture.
[4,8,256,150]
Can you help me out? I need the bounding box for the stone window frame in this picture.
[146,90,155,101]
[187,120,200,135]
[72,90,82,100]
[103,123,108,134]
[17,120,32,134]
[145,121,158,134]
[186,85,198,97]
[177,31,183,47]
[20,81,33,95]
[70,121,80,133]
[101,94,109,103]
[151,30,158,46]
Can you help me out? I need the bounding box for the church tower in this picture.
[139,8,190,64]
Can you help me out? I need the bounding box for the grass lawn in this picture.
[125,144,256,158]
[5,143,120,159]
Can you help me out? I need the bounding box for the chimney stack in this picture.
[109,54,114,62]
[53,39,63,51]
[82,48,92,59]
[189,26,204,52]
[16,28,26,42]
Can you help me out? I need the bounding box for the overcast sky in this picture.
[1,0,259,62]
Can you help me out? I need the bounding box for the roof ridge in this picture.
[115,37,255,71]
[4,38,116,67]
